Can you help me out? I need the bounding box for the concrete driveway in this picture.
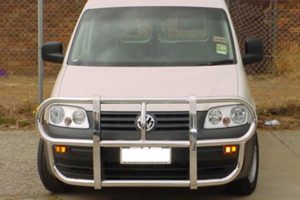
[0,130,300,200]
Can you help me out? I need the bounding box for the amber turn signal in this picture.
[224,145,238,155]
[55,145,67,154]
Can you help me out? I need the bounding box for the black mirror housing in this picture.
[242,38,263,65]
[42,42,64,64]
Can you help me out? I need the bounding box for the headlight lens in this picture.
[231,106,247,124]
[207,108,222,125]
[204,105,251,129]
[49,106,65,124]
[48,105,89,129]
[72,109,87,125]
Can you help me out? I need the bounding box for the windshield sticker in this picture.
[213,36,227,44]
[216,43,228,55]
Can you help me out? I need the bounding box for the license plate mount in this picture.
[120,147,172,165]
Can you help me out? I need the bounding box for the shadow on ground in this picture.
[49,186,239,200]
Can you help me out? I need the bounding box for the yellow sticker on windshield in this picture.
[216,44,228,55]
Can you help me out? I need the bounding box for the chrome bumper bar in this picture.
[36,96,257,190]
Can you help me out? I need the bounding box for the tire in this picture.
[227,135,259,195]
[37,139,73,193]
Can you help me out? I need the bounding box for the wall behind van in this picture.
[0,0,87,76]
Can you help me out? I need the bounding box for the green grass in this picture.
[0,101,37,129]
[0,116,16,124]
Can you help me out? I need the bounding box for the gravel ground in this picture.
[0,130,300,200]
[0,131,47,199]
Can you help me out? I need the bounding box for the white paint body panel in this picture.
[85,0,227,9]
[59,65,238,98]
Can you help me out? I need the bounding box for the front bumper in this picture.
[36,96,257,190]
[54,146,240,181]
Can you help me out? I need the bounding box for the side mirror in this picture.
[242,38,263,65]
[42,42,64,64]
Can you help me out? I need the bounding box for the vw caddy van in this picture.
[36,0,263,195]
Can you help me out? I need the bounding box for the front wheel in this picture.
[37,139,73,193]
[227,136,259,195]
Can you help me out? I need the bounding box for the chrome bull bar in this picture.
[36,96,257,190]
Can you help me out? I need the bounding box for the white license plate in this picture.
[120,147,171,164]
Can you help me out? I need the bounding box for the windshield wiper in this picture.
[197,59,235,66]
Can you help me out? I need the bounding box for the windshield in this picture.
[68,7,236,66]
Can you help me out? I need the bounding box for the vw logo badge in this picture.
[136,114,156,132]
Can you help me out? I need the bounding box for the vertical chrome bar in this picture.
[189,96,198,190]
[93,96,101,189]
[140,102,147,141]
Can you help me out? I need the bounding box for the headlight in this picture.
[204,105,251,129]
[231,105,247,124]
[48,105,89,129]
[207,108,222,125]
[72,109,87,125]
[49,106,65,124]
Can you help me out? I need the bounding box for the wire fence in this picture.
[227,0,300,76]
[227,0,275,75]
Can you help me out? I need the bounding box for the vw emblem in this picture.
[136,114,156,132]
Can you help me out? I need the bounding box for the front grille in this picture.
[100,112,190,140]
[54,147,238,181]
[101,112,189,132]
[101,113,137,131]
[101,148,190,180]
[103,164,189,180]
[154,113,190,131]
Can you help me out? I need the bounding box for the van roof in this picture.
[85,0,228,10]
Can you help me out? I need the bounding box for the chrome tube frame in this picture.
[36,96,257,190]
[92,96,101,189]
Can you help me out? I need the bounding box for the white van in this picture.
[36,0,263,195]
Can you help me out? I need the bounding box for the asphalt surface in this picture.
[0,130,300,200]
